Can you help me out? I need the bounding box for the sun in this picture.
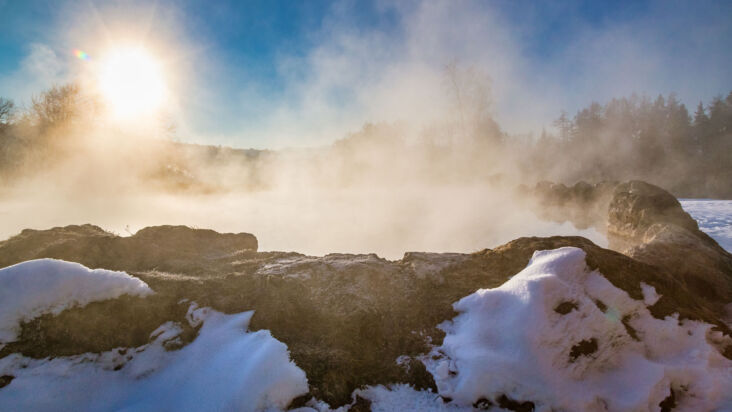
[97,46,167,119]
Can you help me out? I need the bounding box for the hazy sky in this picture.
[0,0,730,148]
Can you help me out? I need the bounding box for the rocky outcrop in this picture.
[0,224,258,273]
[0,180,730,408]
[608,181,732,316]
[531,179,732,326]
[1,241,731,405]
[607,180,702,249]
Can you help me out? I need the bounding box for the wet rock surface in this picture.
[0,181,730,408]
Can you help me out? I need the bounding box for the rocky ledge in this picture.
[0,181,730,410]
[531,180,732,321]
[0,224,258,274]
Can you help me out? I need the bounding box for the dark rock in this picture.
[473,397,493,409]
[497,394,535,412]
[350,395,372,412]
[659,388,676,412]
[607,181,732,319]
[0,375,13,389]
[607,180,700,250]
[621,314,640,341]
[569,338,598,362]
[0,224,257,273]
[554,301,578,315]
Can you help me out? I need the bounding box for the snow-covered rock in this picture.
[1,180,731,409]
[0,305,308,411]
[0,258,152,344]
[426,247,732,411]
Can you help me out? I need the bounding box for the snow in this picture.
[3,246,731,410]
[0,304,309,411]
[354,385,470,412]
[425,247,732,411]
[0,258,153,344]
[290,385,471,412]
[640,282,661,306]
[680,199,732,252]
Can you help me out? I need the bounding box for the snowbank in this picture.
[0,305,309,411]
[426,247,732,411]
[0,258,153,343]
[680,199,732,252]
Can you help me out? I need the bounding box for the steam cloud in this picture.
[2,0,729,257]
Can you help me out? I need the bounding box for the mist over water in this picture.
[0,184,606,259]
[0,125,606,259]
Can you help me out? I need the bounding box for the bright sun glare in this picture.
[97,46,166,119]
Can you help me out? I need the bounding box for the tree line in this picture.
[524,92,732,197]
[1,83,730,197]
[0,84,94,177]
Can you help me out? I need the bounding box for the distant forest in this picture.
[526,92,732,198]
[1,84,731,198]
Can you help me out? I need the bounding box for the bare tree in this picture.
[0,98,14,126]
[31,84,81,127]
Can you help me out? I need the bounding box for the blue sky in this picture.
[1,0,730,148]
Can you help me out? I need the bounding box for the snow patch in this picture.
[355,385,470,411]
[293,385,470,412]
[426,247,732,411]
[680,199,732,252]
[0,258,153,343]
[640,282,661,306]
[0,305,309,411]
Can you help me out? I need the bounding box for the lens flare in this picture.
[73,49,90,61]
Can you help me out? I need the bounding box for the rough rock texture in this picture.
[532,180,732,332]
[0,181,730,408]
[0,224,258,274]
[608,181,732,318]
[607,180,702,249]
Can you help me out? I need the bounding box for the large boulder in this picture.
[607,180,701,249]
[608,181,732,314]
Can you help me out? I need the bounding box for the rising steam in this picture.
[2,0,729,257]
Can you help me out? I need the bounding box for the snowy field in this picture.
[680,199,732,252]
